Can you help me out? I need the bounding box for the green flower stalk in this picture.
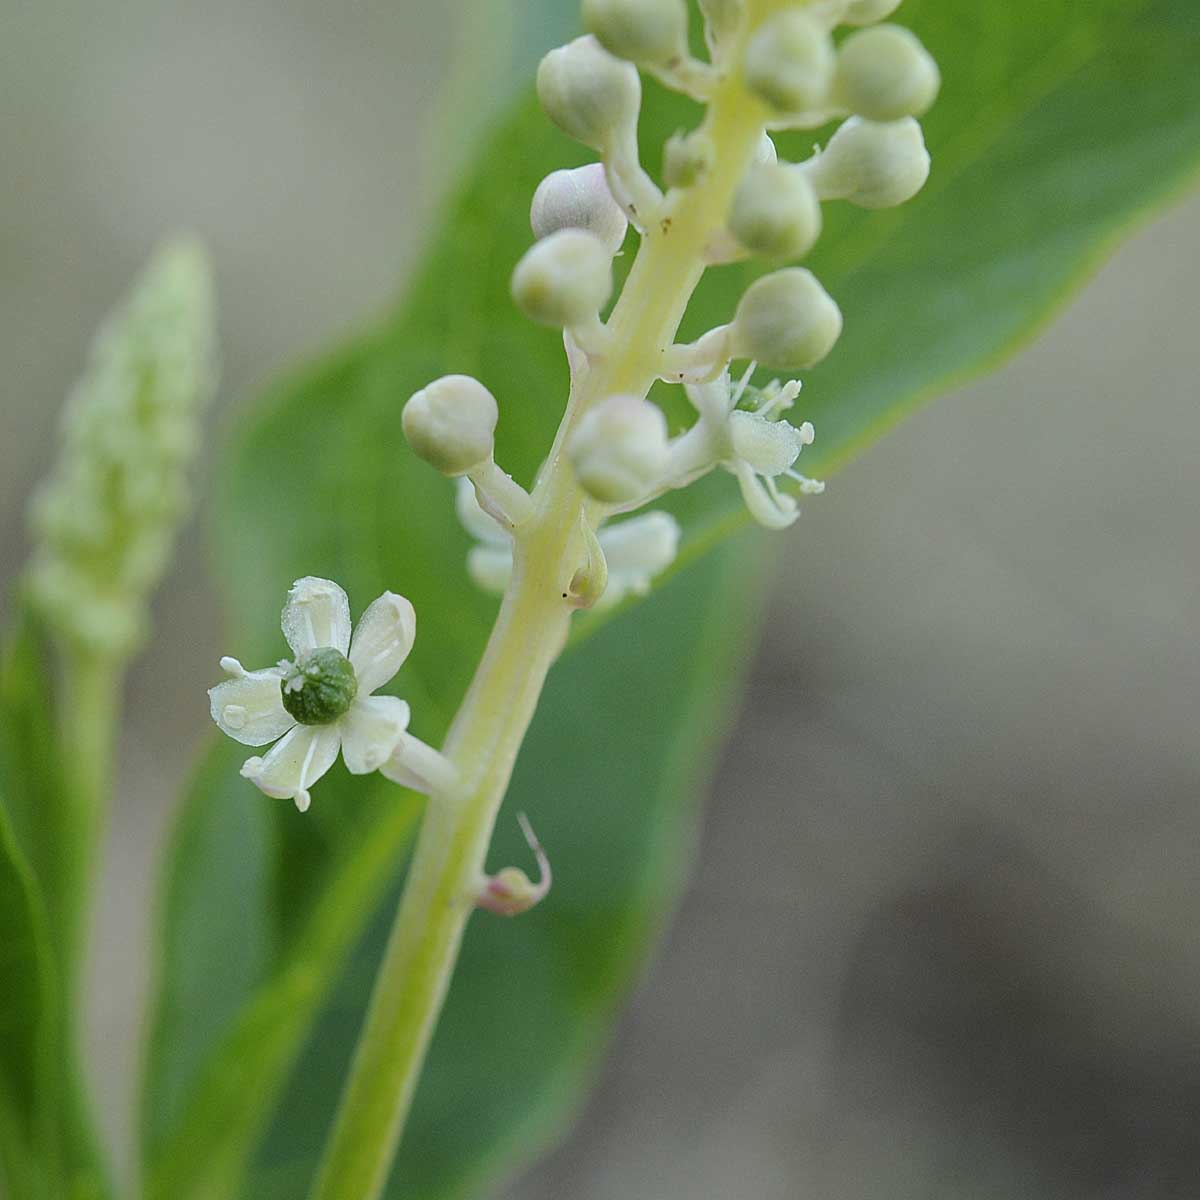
[200,1,941,1195]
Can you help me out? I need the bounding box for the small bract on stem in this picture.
[199,2,944,1196]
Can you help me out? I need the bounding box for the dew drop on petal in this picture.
[223,704,248,730]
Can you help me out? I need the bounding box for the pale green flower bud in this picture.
[810,115,930,208]
[512,229,614,327]
[403,375,498,476]
[730,268,843,369]
[729,163,823,260]
[841,0,903,27]
[25,237,216,658]
[568,394,670,503]
[743,10,834,114]
[582,0,689,67]
[531,163,628,256]
[833,24,940,120]
[536,35,641,151]
[663,129,715,189]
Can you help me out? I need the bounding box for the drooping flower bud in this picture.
[582,0,689,68]
[403,375,498,476]
[536,35,641,152]
[663,129,716,189]
[742,10,834,114]
[832,24,940,121]
[730,268,843,369]
[530,163,628,255]
[808,115,930,208]
[567,394,670,503]
[841,0,904,27]
[511,229,614,328]
[729,163,823,260]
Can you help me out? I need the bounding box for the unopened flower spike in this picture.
[209,576,453,811]
[26,236,216,659]
[456,478,679,611]
[476,813,552,917]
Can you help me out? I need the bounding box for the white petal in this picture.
[598,512,681,576]
[728,410,802,477]
[732,461,799,530]
[456,477,510,545]
[467,544,514,594]
[348,593,416,694]
[208,667,294,746]
[240,724,341,811]
[340,696,410,775]
[281,576,351,656]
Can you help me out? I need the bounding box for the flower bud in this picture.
[729,163,822,260]
[731,268,843,369]
[511,229,614,327]
[582,0,689,67]
[531,164,628,255]
[568,394,669,503]
[742,10,834,114]
[663,129,715,189]
[810,115,930,208]
[841,0,903,27]
[403,375,498,475]
[753,132,778,167]
[536,35,641,151]
[833,24,940,121]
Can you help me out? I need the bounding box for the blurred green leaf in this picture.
[142,0,1200,1196]
[0,614,107,1199]
[0,772,55,1193]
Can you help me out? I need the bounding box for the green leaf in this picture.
[0,778,56,1194]
[142,0,1200,1197]
[0,613,107,1199]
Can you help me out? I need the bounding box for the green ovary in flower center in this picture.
[281,647,358,725]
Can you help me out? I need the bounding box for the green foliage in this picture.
[139,1,1200,1198]
[0,613,107,1198]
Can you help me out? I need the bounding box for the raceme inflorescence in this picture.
[208,5,940,1191]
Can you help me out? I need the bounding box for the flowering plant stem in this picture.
[308,51,770,1200]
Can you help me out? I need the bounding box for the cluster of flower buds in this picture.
[25,239,217,658]
[402,0,937,605]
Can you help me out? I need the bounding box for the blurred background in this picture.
[3,2,1198,1197]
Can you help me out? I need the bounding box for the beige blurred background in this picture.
[3,3,1199,1197]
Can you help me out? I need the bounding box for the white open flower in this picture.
[456,478,679,609]
[678,366,825,530]
[208,576,417,812]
